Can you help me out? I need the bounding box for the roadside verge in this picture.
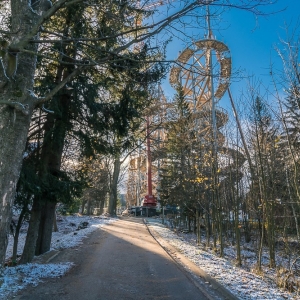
[144,218,239,300]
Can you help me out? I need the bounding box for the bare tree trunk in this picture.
[86,199,92,215]
[235,137,241,266]
[286,169,300,241]
[12,207,26,264]
[0,0,44,266]
[232,168,241,265]
[211,192,217,252]
[19,198,41,264]
[53,209,58,232]
[98,198,104,215]
[35,201,56,255]
[0,109,34,265]
[196,208,201,245]
[205,207,211,248]
[81,199,87,214]
[108,155,121,216]
[34,61,72,254]
[257,211,264,271]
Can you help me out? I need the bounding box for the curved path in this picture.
[14,218,218,300]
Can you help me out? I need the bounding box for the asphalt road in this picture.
[14,218,216,300]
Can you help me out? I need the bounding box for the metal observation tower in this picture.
[126,3,246,213]
[169,4,246,198]
[170,5,230,151]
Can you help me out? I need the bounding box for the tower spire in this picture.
[206,2,213,39]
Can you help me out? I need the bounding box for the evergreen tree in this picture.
[18,3,166,263]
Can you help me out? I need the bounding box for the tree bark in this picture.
[86,199,92,215]
[0,109,33,265]
[0,3,39,265]
[12,206,27,264]
[35,200,56,255]
[21,82,71,259]
[99,199,105,215]
[196,208,201,245]
[81,199,87,214]
[34,93,70,254]
[19,198,41,264]
[53,209,58,232]
[108,155,121,216]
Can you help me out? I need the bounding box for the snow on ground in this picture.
[6,214,116,260]
[1,214,117,299]
[0,263,73,299]
[147,219,299,300]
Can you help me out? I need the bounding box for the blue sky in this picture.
[158,0,300,110]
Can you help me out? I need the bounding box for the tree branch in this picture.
[12,0,75,51]
[0,100,29,115]
[35,65,87,105]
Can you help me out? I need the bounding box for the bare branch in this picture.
[42,104,54,114]
[35,65,87,105]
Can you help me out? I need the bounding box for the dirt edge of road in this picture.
[144,219,239,300]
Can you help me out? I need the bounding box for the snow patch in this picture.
[0,263,73,299]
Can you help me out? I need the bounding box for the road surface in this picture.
[14,218,219,300]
